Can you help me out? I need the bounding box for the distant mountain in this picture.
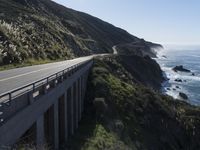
[0,0,162,65]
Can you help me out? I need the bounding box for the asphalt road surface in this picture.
[0,55,94,96]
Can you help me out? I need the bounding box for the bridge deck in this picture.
[0,56,93,96]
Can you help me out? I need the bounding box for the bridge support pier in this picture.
[78,78,82,121]
[75,81,79,129]
[81,76,84,113]
[36,115,45,148]
[64,92,68,142]
[68,86,74,136]
[81,72,89,113]
[53,101,59,150]
[0,60,93,148]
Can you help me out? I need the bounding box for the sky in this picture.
[53,0,200,45]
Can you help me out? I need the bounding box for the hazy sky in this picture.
[53,0,200,45]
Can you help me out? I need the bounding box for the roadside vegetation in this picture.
[0,58,60,71]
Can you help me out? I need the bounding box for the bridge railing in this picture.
[0,59,92,126]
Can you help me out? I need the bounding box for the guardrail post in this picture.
[64,69,69,79]
[29,91,34,104]
[53,79,57,88]
[8,93,12,102]
[42,84,48,95]
[60,75,64,82]
[69,68,72,77]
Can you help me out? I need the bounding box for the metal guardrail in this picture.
[0,60,91,102]
[0,59,92,125]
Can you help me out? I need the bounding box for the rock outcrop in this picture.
[175,79,183,82]
[118,55,164,89]
[173,65,191,72]
[179,92,188,100]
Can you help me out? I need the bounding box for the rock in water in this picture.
[175,79,183,82]
[179,92,188,100]
[162,55,167,58]
[172,65,191,72]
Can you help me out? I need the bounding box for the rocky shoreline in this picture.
[158,61,195,102]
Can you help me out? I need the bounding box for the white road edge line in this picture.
[0,62,76,82]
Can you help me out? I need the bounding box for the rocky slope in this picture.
[0,0,162,66]
[67,56,200,150]
[118,55,164,89]
[114,40,163,57]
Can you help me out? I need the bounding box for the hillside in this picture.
[67,56,200,150]
[0,0,162,66]
[115,40,163,57]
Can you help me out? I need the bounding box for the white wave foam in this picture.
[155,48,200,105]
[161,66,200,82]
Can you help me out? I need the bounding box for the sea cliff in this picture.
[67,55,200,150]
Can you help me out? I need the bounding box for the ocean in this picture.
[155,45,200,105]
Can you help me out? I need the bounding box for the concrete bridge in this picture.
[0,56,95,149]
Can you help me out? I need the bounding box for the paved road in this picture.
[0,55,94,96]
[112,46,118,54]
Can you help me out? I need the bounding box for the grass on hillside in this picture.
[67,56,200,150]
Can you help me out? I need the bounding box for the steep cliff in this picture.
[67,56,200,150]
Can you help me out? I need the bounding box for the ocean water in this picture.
[155,46,200,105]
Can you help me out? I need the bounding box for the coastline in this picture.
[154,48,200,106]
[155,55,188,102]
